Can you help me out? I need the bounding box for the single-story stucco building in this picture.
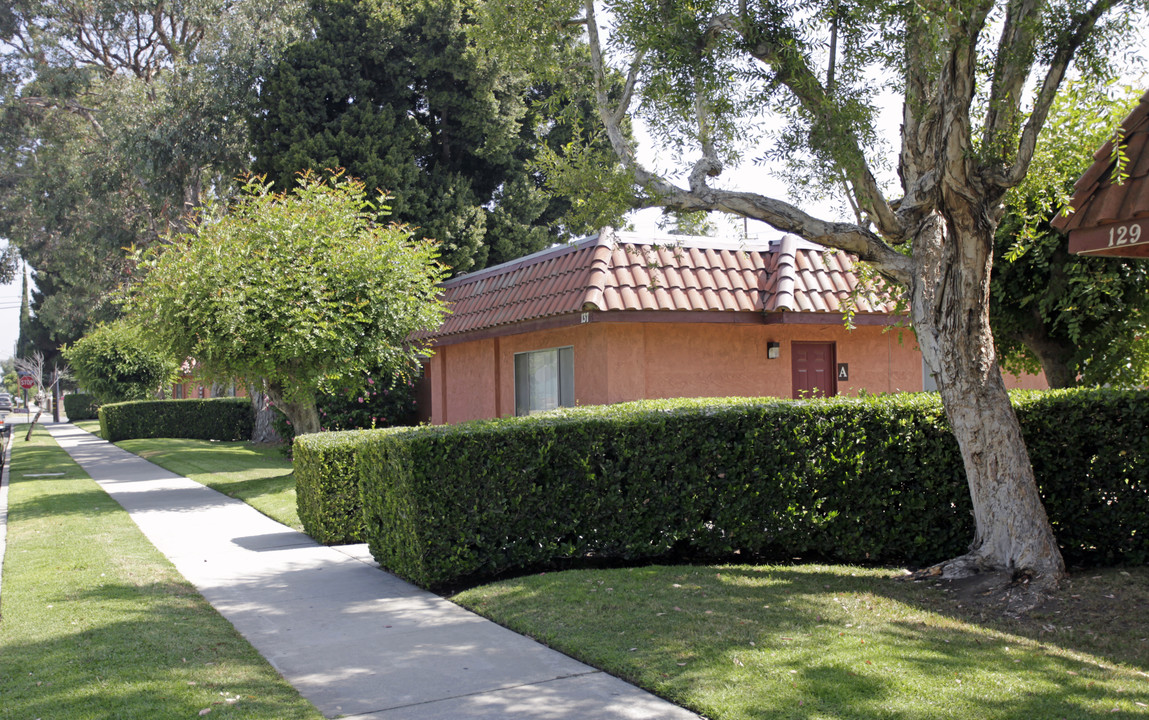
[418,229,1045,425]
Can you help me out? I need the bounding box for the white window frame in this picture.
[514,346,575,416]
[923,356,939,392]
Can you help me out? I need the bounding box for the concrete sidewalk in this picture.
[45,423,700,720]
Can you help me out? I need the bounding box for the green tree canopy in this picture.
[250,0,616,275]
[0,0,306,350]
[60,321,177,404]
[992,83,1149,389]
[127,172,447,436]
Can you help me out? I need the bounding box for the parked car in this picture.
[0,396,12,413]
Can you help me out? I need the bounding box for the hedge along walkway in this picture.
[40,422,703,720]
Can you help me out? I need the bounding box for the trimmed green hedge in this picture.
[300,389,1148,589]
[63,393,100,421]
[356,396,974,588]
[1015,389,1149,566]
[99,398,253,442]
[293,429,383,544]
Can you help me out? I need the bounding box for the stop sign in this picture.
[18,375,34,389]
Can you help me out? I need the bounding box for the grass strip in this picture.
[70,420,301,532]
[70,419,102,436]
[0,426,324,720]
[455,564,1149,720]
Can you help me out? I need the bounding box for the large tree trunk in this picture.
[1021,328,1077,389]
[247,382,282,444]
[264,381,322,438]
[910,208,1066,583]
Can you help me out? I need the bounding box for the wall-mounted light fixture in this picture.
[767,342,780,360]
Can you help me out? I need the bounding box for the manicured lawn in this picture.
[71,419,102,436]
[58,420,1149,719]
[454,564,1149,720]
[69,426,302,532]
[0,426,324,720]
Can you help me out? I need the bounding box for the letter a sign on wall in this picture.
[837,363,849,381]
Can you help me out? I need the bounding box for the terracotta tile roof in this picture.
[423,229,896,341]
[1053,90,1149,256]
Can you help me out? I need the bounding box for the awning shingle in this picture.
[421,229,896,341]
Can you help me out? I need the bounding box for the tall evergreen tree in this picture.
[251,0,614,275]
[16,264,32,359]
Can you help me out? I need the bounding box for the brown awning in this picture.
[1052,90,1149,257]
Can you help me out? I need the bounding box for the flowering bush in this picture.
[273,369,419,447]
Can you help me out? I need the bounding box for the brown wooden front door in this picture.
[791,342,836,398]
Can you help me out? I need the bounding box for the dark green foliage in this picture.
[63,393,99,421]
[1015,389,1149,566]
[251,0,610,275]
[354,397,971,588]
[272,370,419,447]
[302,390,1148,589]
[99,398,253,443]
[293,430,379,544]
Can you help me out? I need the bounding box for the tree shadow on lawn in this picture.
[0,582,321,720]
[122,438,293,475]
[197,472,297,502]
[463,564,1149,719]
[116,439,296,503]
[8,442,89,478]
[4,470,122,521]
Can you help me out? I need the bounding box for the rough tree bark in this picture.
[909,211,1065,582]
[247,381,283,444]
[264,381,321,437]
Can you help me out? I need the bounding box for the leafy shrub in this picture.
[61,321,178,404]
[99,398,253,442]
[1015,388,1149,566]
[344,389,1148,590]
[63,393,100,421]
[350,396,967,588]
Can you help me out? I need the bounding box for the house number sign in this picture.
[1069,218,1149,257]
[1106,220,1144,248]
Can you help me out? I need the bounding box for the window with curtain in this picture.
[514,346,574,416]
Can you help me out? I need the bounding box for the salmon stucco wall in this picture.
[633,322,925,400]
[1001,368,1049,390]
[429,338,499,425]
[427,317,1028,425]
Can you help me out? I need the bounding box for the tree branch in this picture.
[611,52,644,126]
[579,1,910,284]
[584,0,637,166]
[629,174,913,284]
[689,79,723,193]
[980,0,1041,158]
[709,12,904,241]
[993,0,1117,188]
[20,97,108,139]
